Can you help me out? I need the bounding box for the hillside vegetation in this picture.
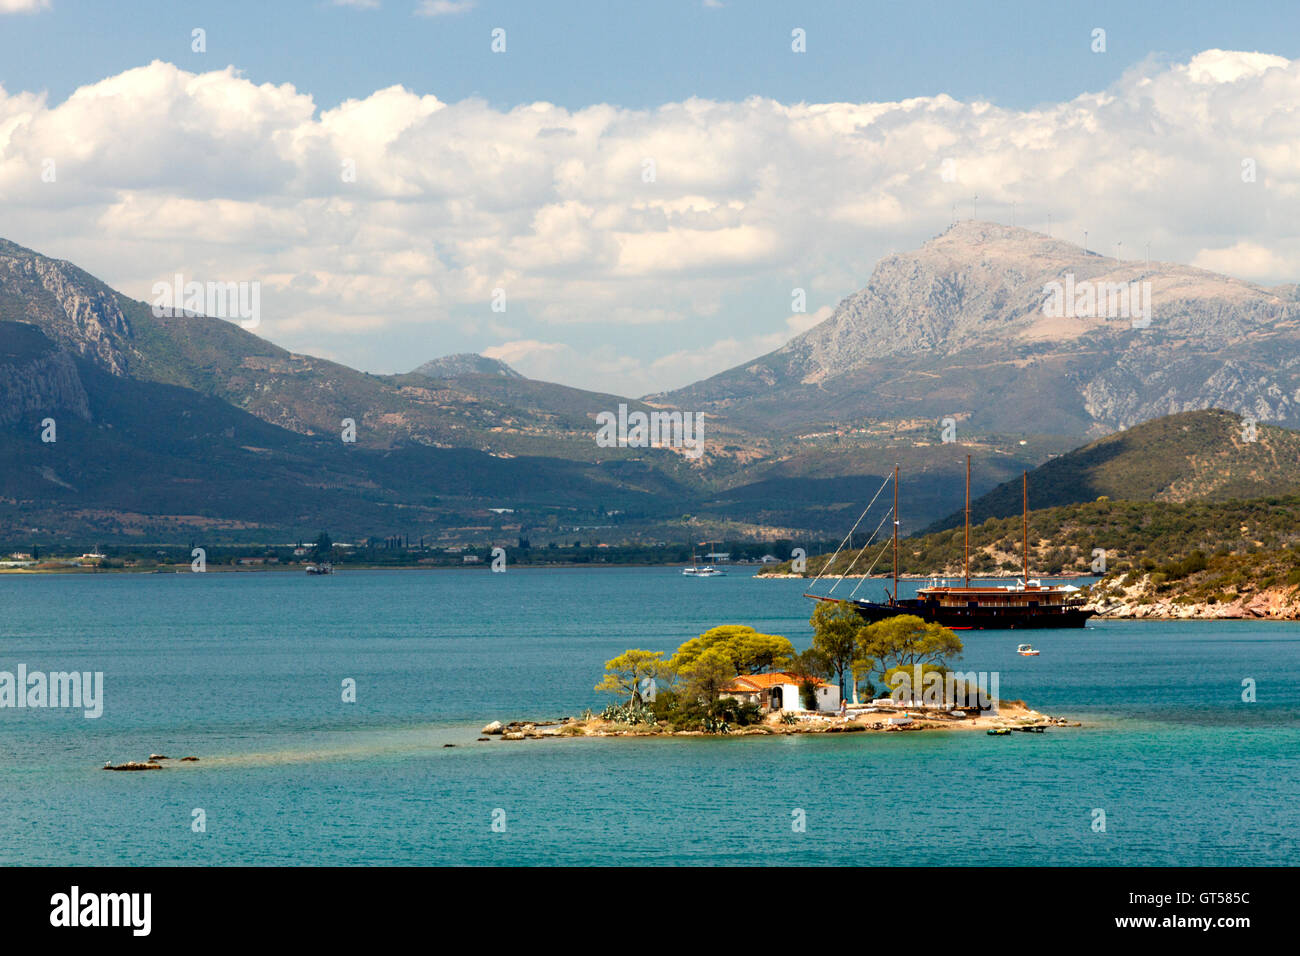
[763,494,1300,579]
[925,409,1300,532]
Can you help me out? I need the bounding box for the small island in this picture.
[482,608,1077,739]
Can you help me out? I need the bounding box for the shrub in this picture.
[600,702,657,726]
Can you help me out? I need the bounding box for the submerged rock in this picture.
[179,756,199,762]
[103,761,162,771]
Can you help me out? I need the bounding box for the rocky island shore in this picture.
[1086,571,1300,620]
[477,700,1079,741]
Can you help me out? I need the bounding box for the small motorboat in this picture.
[305,562,333,575]
[986,727,1011,736]
[1017,644,1040,656]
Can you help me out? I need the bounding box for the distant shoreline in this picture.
[0,562,759,576]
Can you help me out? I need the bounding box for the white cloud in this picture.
[1,50,1299,394]
[1192,241,1294,280]
[415,0,475,16]
[0,0,50,13]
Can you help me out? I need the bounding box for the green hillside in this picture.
[765,494,1300,579]
[923,409,1300,533]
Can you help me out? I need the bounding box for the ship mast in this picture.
[1022,470,1030,588]
[892,464,899,604]
[964,454,971,588]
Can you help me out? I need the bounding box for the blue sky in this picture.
[2,1,1299,395]
[5,0,1299,113]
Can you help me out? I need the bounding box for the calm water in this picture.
[1,568,1296,866]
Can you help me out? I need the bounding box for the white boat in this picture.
[1017,643,1040,656]
[683,545,726,576]
[682,565,725,577]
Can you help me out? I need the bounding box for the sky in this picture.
[2,0,1299,395]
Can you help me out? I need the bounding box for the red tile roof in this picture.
[721,671,829,692]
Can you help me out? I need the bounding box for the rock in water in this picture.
[481,721,503,735]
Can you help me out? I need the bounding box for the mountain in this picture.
[411,354,522,379]
[924,409,1300,532]
[0,237,684,464]
[6,226,1300,547]
[658,221,1300,437]
[0,321,696,543]
[0,235,1041,541]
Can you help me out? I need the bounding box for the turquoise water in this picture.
[1,568,1297,865]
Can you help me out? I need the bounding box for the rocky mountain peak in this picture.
[411,353,523,379]
[0,239,133,375]
[781,220,1294,385]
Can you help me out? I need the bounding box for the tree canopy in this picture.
[678,645,737,705]
[668,625,795,676]
[854,614,963,687]
[594,649,666,704]
[809,601,860,697]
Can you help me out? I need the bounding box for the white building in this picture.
[719,672,841,714]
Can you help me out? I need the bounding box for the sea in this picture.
[1,568,1296,866]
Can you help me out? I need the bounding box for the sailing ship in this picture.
[806,458,1094,629]
[682,544,726,576]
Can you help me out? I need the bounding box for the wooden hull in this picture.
[846,598,1094,630]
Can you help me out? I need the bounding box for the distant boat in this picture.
[806,459,1094,629]
[1017,644,1040,656]
[682,564,725,577]
[304,562,333,575]
[987,727,1011,736]
[683,546,726,576]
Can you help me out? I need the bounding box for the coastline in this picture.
[0,561,729,576]
[1086,573,1300,621]
[477,700,1080,740]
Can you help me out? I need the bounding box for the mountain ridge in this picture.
[657,221,1300,437]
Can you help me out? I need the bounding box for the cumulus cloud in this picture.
[0,50,1298,394]
[0,0,50,13]
[415,0,475,16]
